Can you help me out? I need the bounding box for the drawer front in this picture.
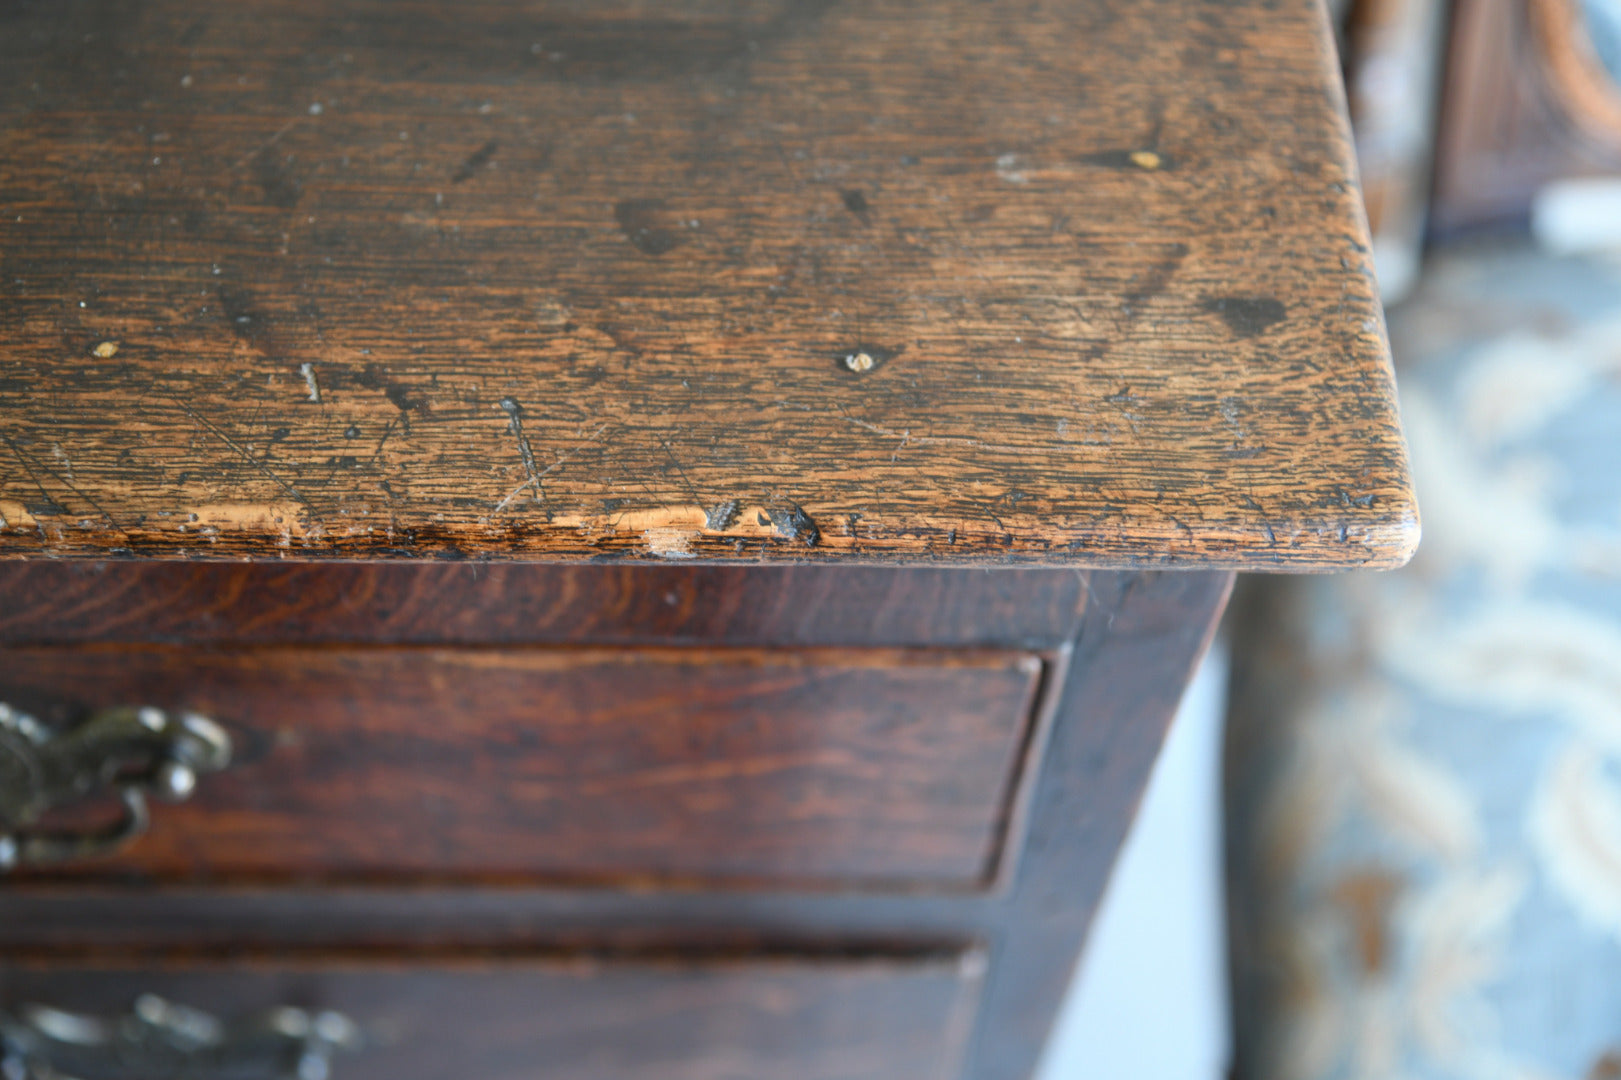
[0,646,1045,889]
[0,951,983,1080]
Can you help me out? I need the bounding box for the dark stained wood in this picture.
[0,4,1286,1062]
[0,0,1415,569]
[0,561,1085,648]
[0,645,1045,889]
[964,569,1233,1080]
[0,568,1233,1080]
[0,950,984,1080]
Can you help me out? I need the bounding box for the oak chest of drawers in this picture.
[0,0,1417,1077]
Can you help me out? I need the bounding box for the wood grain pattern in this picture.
[0,0,1416,569]
[0,645,1044,888]
[0,561,1085,647]
[0,950,984,1080]
[0,568,1234,1080]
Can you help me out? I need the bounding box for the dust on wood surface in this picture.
[0,0,1417,569]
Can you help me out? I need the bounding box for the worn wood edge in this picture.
[0,514,1419,571]
[1304,0,1421,573]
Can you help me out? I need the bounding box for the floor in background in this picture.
[1035,639,1231,1080]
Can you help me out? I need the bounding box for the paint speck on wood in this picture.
[994,153,1028,184]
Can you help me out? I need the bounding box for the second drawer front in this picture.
[0,951,983,1080]
[0,646,1044,889]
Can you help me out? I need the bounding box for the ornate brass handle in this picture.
[0,994,362,1080]
[0,702,231,871]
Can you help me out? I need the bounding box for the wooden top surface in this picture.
[0,0,1417,569]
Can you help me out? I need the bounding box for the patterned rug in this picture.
[1226,243,1621,1080]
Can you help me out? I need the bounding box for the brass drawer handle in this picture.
[0,703,231,871]
[1,994,361,1080]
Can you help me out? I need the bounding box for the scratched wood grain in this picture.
[0,0,1417,568]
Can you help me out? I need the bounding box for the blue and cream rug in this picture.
[1227,243,1621,1080]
